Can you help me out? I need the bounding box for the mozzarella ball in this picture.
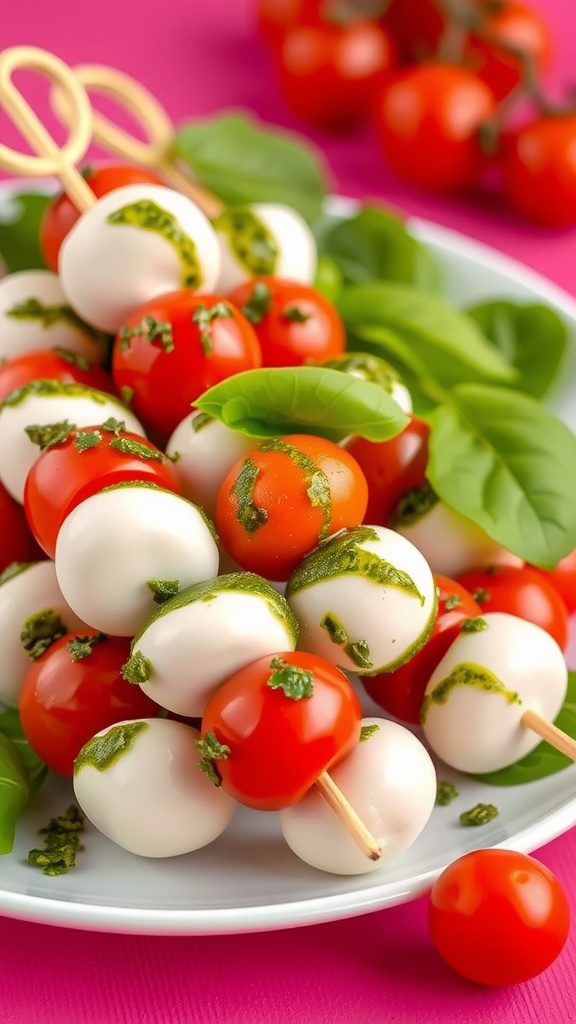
[324,352,413,416]
[394,494,522,577]
[214,203,316,292]
[74,718,236,857]
[286,525,437,674]
[165,411,255,518]
[0,560,90,706]
[421,612,568,774]
[59,184,221,333]
[127,572,299,716]
[280,717,436,875]
[0,270,105,364]
[0,382,144,503]
[55,483,219,636]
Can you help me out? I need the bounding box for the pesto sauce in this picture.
[391,483,439,528]
[191,411,214,433]
[107,200,202,290]
[321,352,401,395]
[96,479,218,542]
[0,561,33,587]
[74,721,149,773]
[420,660,522,724]
[6,297,95,338]
[359,723,380,742]
[1,379,112,409]
[213,208,278,276]
[258,439,332,541]
[319,610,372,670]
[231,457,269,534]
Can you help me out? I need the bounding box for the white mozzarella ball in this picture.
[55,483,219,636]
[0,382,144,503]
[394,495,522,577]
[74,718,236,857]
[421,612,568,774]
[280,717,436,875]
[59,184,221,333]
[0,561,90,706]
[214,203,317,292]
[165,411,255,518]
[127,572,299,716]
[286,525,437,675]
[0,270,105,364]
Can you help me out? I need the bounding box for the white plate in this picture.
[1,184,576,936]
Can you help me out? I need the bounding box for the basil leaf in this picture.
[195,366,409,441]
[0,733,29,854]
[320,205,442,291]
[173,114,329,222]
[467,300,568,399]
[427,384,576,568]
[0,707,47,793]
[471,671,576,785]
[337,282,516,389]
[0,192,49,273]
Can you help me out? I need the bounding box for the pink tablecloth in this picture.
[1,2,576,1021]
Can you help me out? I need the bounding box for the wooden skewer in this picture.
[521,709,576,761]
[0,46,95,212]
[316,771,381,861]
[51,63,223,219]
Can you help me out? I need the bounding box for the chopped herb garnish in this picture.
[241,281,272,325]
[101,417,126,434]
[75,722,149,773]
[436,780,459,806]
[473,588,490,604]
[147,579,180,604]
[109,437,163,461]
[73,430,102,453]
[28,804,85,876]
[391,483,439,528]
[231,457,268,533]
[459,803,499,826]
[21,609,68,660]
[191,411,213,433]
[319,611,373,669]
[444,594,462,611]
[360,723,380,743]
[67,634,107,661]
[25,420,75,450]
[6,297,87,334]
[267,656,313,700]
[53,348,90,371]
[282,304,310,323]
[192,302,234,355]
[119,315,175,353]
[167,450,181,462]
[195,731,231,786]
[121,650,152,684]
[461,616,488,633]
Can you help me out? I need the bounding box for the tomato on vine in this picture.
[501,115,576,227]
[467,1,552,102]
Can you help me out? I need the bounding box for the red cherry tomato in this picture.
[112,291,262,442]
[39,164,164,273]
[0,481,43,573]
[429,849,570,986]
[466,1,552,102]
[256,0,322,46]
[344,414,430,526]
[531,548,576,615]
[226,277,345,368]
[200,650,362,810]
[501,115,576,227]
[276,18,395,131]
[215,433,368,580]
[24,424,182,559]
[380,0,444,63]
[456,564,569,650]
[19,630,158,777]
[0,349,113,404]
[362,575,482,724]
[374,63,496,192]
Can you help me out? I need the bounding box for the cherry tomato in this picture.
[24,424,182,559]
[276,17,395,131]
[256,0,322,46]
[466,1,552,102]
[362,575,482,724]
[429,849,570,986]
[531,548,576,615]
[39,164,164,273]
[0,349,113,404]
[215,433,368,580]
[19,630,158,777]
[344,415,430,526]
[380,0,444,64]
[226,277,345,368]
[501,115,576,228]
[0,481,43,573]
[456,564,569,650]
[199,650,362,810]
[112,291,262,442]
[374,63,496,192]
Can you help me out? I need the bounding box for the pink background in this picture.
[1,1,576,1021]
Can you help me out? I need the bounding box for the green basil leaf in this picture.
[195,366,409,441]
[0,192,49,273]
[427,383,576,568]
[173,114,329,222]
[0,732,29,854]
[471,671,576,785]
[313,255,343,303]
[337,282,517,389]
[0,707,47,793]
[319,205,442,291]
[466,300,568,399]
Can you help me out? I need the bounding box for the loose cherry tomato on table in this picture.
[531,547,576,615]
[24,423,182,559]
[226,277,345,368]
[429,848,570,986]
[344,414,430,526]
[112,291,262,442]
[0,348,113,403]
[198,650,362,809]
[215,433,368,580]
[39,164,165,273]
[19,629,159,777]
[362,575,482,724]
[501,115,576,228]
[457,564,569,650]
[374,63,497,192]
[466,1,552,102]
[0,480,43,573]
